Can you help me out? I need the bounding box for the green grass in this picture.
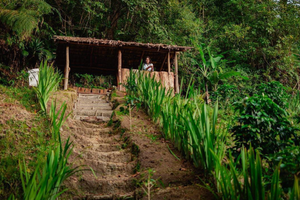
[0,85,39,112]
[0,61,76,199]
[15,61,78,200]
[0,84,51,199]
[0,115,52,199]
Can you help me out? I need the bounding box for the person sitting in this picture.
[143,56,154,72]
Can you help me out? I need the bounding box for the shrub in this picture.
[211,84,240,110]
[73,73,115,89]
[231,94,299,156]
[211,84,239,102]
[256,81,288,108]
[269,145,300,189]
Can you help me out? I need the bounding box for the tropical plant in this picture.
[17,92,78,200]
[287,91,300,123]
[73,73,115,89]
[126,69,226,173]
[256,81,289,109]
[211,84,240,110]
[192,44,245,103]
[49,101,70,141]
[19,137,78,200]
[192,44,222,103]
[0,0,53,40]
[268,145,300,190]
[35,60,62,113]
[231,94,299,156]
[289,177,300,200]
[23,39,54,67]
[213,147,282,200]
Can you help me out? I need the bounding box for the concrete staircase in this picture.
[73,94,113,122]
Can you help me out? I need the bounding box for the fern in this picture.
[0,0,52,39]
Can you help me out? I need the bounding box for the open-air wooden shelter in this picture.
[53,36,192,93]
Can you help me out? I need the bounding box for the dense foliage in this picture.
[1,0,300,89]
[1,0,300,199]
[232,94,299,156]
[71,73,116,89]
[125,69,300,199]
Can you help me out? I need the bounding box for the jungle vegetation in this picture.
[1,0,300,199]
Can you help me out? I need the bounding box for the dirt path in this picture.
[57,92,214,199]
[112,97,215,200]
[60,94,137,199]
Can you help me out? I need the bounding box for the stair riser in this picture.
[75,106,111,110]
[73,116,110,122]
[78,179,135,195]
[78,94,106,98]
[88,162,135,176]
[82,151,132,163]
[75,111,113,117]
[77,100,108,104]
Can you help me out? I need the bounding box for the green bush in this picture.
[73,73,115,89]
[211,84,240,110]
[256,81,288,108]
[268,145,300,190]
[231,94,299,156]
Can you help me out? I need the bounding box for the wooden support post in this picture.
[90,47,94,68]
[139,51,145,67]
[64,46,70,90]
[175,52,179,94]
[118,50,122,91]
[159,53,168,71]
[167,52,171,74]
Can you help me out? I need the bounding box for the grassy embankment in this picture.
[124,69,300,200]
[0,62,77,199]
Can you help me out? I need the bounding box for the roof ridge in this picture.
[53,35,193,51]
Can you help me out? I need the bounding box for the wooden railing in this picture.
[121,68,175,92]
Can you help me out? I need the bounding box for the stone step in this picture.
[72,173,135,197]
[80,159,136,176]
[75,105,111,110]
[74,110,113,117]
[73,115,110,122]
[73,127,112,134]
[78,149,132,163]
[72,130,116,139]
[78,94,106,98]
[72,133,120,144]
[74,143,121,152]
[92,143,122,152]
[76,99,108,104]
[76,102,110,106]
[86,192,134,200]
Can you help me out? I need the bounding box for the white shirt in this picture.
[143,63,154,71]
